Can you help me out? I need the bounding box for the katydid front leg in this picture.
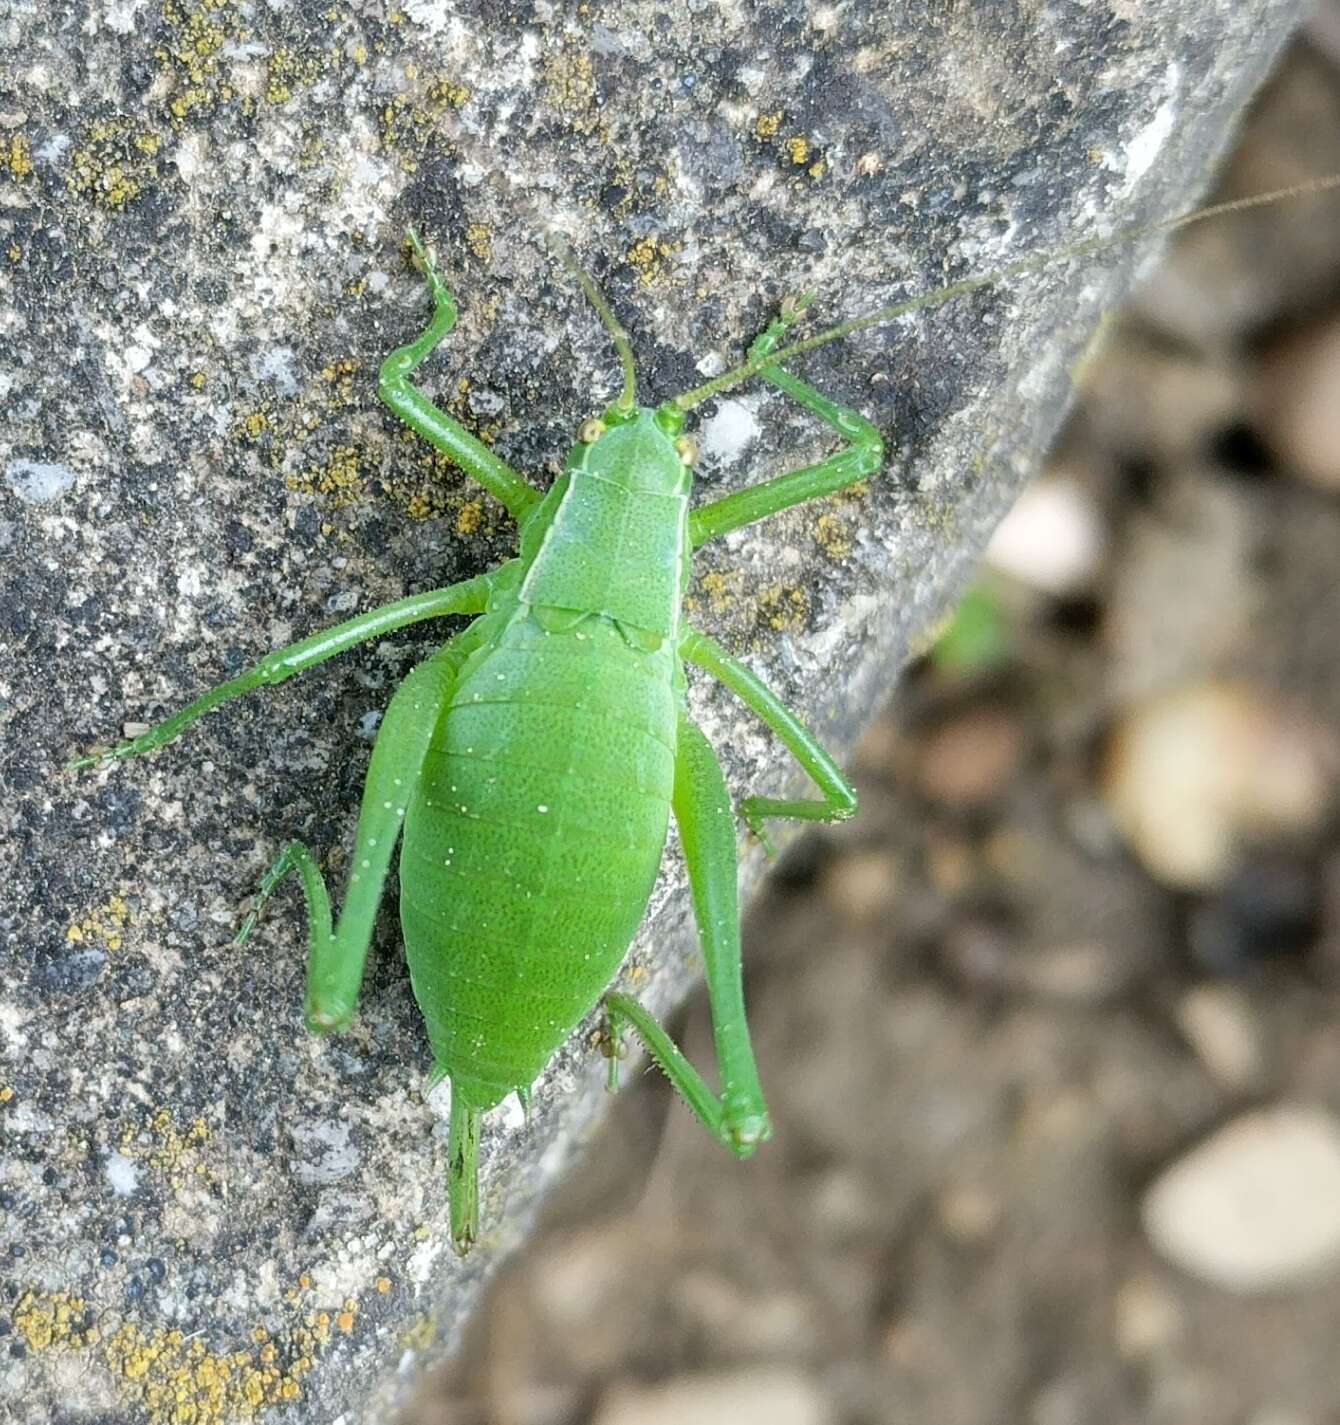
[380,233,542,522]
[68,573,496,769]
[605,711,771,1154]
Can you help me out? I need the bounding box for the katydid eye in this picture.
[578,418,606,444]
[675,435,699,465]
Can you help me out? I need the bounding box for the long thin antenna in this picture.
[671,174,1340,412]
[546,229,637,412]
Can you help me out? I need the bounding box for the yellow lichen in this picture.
[455,498,484,534]
[68,117,166,209]
[696,568,742,615]
[754,110,782,138]
[543,46,598,133]
[11,1278,370,1423]
[378,78,470,172]
[157,0,248,121]
[265,46,323,106]
[782,134,825,180]
[756,583,810,632]
[287,444,366,508]
[401,1313,436,1350]
[65,893,135,952]
[465,222,492,262]
[3,132,33,179]
[813,511,852,560]
[119,1107,215,1191]
[239,408,270,440]
[626,235,677,288]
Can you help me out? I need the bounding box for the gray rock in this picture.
[0,1,1309,1421]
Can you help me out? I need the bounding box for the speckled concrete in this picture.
[0,2,1304,1421]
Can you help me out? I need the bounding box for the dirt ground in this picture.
[412,26,1340,1425]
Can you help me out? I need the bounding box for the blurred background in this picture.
[415,14,1340,1425]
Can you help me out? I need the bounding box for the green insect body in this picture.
[400,413,693,1216]
[72,179,1338,1251]
[77,233,878,1252]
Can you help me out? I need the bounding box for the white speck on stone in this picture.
[1142,1105,1340,1293]
[173,130,207,183]
[696,398,761,470]
[406,1234,444,1286]
[424,1075,452,1117]
[357,710,382,740]
[7,1102,55,1134]
[494,1092,527,1133]
[1120,62,1182,190]
[37,133,71,164]
[290,1117,361,1186]
[103,0,148,33]
[124,345,153,374]
[105,1151,139,1196]
[253,345,300,395]
[5,459,76,503]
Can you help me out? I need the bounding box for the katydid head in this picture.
[568,402,693,497]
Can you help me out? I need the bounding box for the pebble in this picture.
[1175,984,1266,1092]
[914,704,1027,809]
[1255,312,1340,491]
[985,472,1107,597]
[1141,1105,1340,1293]
[592,1369,833,1425]
[1113,1273,1184,1359]
[1102,684,1335,890]
[818,848,900,926]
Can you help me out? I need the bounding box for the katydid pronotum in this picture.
[71,175,1340,1252]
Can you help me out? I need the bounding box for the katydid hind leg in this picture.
[380,233,542,522]
[686,298,884,548]
[238,642,463,1033]
[68,573,494,770]
[606,712,770,1155]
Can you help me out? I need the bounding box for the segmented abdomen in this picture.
[398,610,678,1104]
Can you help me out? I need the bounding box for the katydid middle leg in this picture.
[68,573,496,769]
[686,295,884,548]
[236,636,468,1032]
[605,711,771,1154]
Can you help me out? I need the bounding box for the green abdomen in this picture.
[399,612,677,1104]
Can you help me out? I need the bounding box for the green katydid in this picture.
[71,174,1340,1253]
